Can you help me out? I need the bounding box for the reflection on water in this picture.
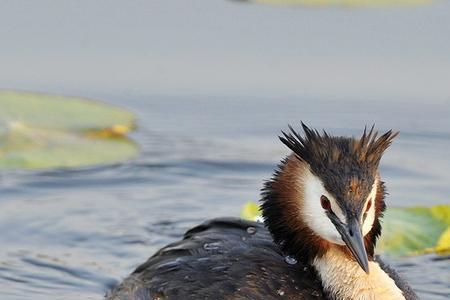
[0,96,449,299]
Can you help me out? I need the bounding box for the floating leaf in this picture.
[0,91,138,169]
[234,0,432,7]
[240,202,450,256]
[241,202,261,220]
[0,91,135,132]
[430,205,450,225]
[435,227,450,255]
[379,207,448,256]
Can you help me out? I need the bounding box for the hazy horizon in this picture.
[1,1,449,101]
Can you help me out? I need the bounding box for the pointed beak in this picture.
[331,214,370,273]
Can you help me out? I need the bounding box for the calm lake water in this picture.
[0,96,449,300]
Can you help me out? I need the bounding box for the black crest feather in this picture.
[279,122,398,168]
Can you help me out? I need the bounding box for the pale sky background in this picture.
[0,0,449,100]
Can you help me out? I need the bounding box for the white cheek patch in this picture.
[362,179,378,236]
[301,169,345,245]
[300,169,379,243]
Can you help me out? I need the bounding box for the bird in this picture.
[107,123,418,300]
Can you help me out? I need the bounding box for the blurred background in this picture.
[0,1,449,299]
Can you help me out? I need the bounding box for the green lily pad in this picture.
[241,202,450,256]
[241,201,261,220]
[0,91,135,133]
[379,207,448,256]
[236,0,432,7]
[436,227,450,255]
[0,91,138,169]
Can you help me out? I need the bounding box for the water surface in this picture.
[0,96,449,300]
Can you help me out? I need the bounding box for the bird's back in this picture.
[106,218,325,300]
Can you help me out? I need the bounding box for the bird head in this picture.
[261,123,398,273]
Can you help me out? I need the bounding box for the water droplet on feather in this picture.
[284,256,297,265]
[246,226,257,234]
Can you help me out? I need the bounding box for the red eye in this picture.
[320,195,331,211]
[365,200,372,212]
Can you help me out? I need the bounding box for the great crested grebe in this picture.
[107,124,418,300]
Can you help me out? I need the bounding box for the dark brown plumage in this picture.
[107,218,326,300]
